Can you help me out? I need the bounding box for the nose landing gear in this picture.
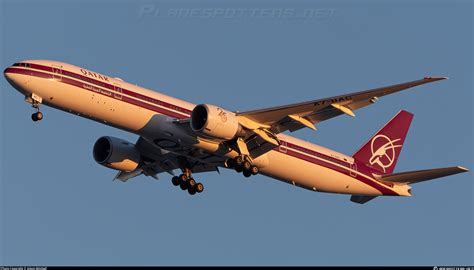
[27,93,44,122]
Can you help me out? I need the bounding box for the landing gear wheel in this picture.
[226,158,235,169]
[243,160,252,171]
[234,156,244,166]
[235,165,243,173]
[250,166,259,175]
[179,174,188,182]
[187,178,196,189]
[172,176,180,186]
[195,183,204,193]
[243,170,252,178]
[31,112,43,122]
[180,182,188,190]
[188,188,197,195]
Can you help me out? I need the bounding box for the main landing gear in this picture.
[171,170,204,196]
[226,138,259,178]
[226,155,259,178]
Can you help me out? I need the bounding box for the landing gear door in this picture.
[52,64,62,81]
[113,83,123,100]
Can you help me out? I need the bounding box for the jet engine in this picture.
[190,104,245,141]
[93,136,141,172]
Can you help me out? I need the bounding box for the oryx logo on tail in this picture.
[369,135,402,172]
[352,110,414,175]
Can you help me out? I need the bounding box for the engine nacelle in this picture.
[93,136,141,172]
[190,104,244,141]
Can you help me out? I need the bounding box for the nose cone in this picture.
[4,66,13,82]
[4,65,29,95]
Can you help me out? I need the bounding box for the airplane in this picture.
[3,60,469,204]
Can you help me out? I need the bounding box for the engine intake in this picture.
[93,136,141,172]
[191,104,244,141]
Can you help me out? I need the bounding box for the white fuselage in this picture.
[4,60,411,197]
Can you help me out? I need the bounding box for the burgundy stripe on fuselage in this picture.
[5,65,398,196]
[28,63,193,116]
[5,67,190,119]
[281,148,398,195]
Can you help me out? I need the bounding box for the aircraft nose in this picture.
[4,66,13,82]
[4,65,29,95]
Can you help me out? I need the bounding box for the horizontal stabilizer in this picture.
[374,166,469,184]
[350,195,378,204]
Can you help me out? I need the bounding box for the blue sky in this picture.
[1,0,472,266]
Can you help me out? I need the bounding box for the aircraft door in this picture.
[350,162,357,177]
[279,140,287,153]
[52,64,62,81]
[113,83,123,100]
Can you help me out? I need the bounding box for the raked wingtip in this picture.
[424,76,449,81]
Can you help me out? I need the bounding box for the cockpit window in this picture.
[13,63,31,67]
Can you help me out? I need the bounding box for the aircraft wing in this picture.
[114,137,221,182]
[237,77,447,134]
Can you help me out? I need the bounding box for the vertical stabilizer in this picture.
[352,110,413,174]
